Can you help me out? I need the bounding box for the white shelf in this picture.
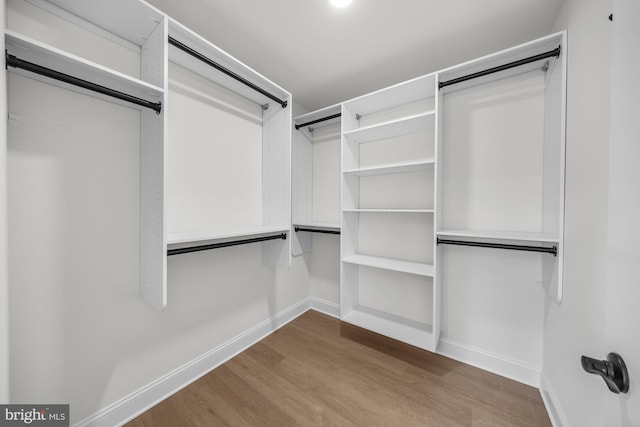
[343,209,433,213]
[343,74,436,117]
[437,229,559,244]
[343,112,435,144]
[341,308,434,351]
[342,254,434,277]
[293,222,340,232]
[168,19,290,109]
[294,104,342,132]
[343,160,434,177]
[438,32,565,95]
[167,225,290,246]
[46,0,165,46]
[5,31,164,106]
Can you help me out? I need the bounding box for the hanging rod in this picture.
[438,46,561,90]
[294,226,340,235]
[294,113,342,130]
[5,53,162,114]
[167,233,287,256]
[436,238,557,256]
[168,36,288,109]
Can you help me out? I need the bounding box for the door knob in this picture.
[581,352,629,394]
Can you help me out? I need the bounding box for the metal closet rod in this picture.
[438,46,561,90]
[167,233,287,256]
[436,238,557,256]
[5,52,162,114]
[168,36,288,109]
[294,227,340,235]
[294,113,342,130]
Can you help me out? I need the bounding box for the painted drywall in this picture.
[605,0,640,423]
[541,0,612,425]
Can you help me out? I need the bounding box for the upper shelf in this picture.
[168,225,290,247]
[168,18,290,109]
[436,229,559,244]
[5,31,164,107]
[45,0,164,47]
[343,74,436,118]
[343,112,435,144]
[437,31,565,94]
[294,104,342,133]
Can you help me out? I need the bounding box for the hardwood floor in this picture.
[126,311,551,426]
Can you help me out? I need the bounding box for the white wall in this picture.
[0,0,8,405]
[541,0,612,425]
[308,234,340,305]
[6,2,310,424]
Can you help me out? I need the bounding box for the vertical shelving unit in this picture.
[165,18,292,271]
[4,0,168,309]
[292,105,341,256]
[435,31,567,302]
[340,74,440,351]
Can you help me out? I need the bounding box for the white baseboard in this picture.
[75,298,313,427]
[540,373,569,427]
[309,297,340,318]
[436,337,541,388]
[74,299,549,426]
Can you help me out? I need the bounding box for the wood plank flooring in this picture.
[126,311,551,426]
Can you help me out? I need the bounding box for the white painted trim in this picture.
[309,297,340,318]
[74,298,312,427]
[436,337,541,387]
[540,373,569,427]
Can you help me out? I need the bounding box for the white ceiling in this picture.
[147,0,564,113]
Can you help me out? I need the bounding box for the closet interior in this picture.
[1,0,567,422]
[292,104,342,256]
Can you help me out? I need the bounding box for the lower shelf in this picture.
[341,307,435,351]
